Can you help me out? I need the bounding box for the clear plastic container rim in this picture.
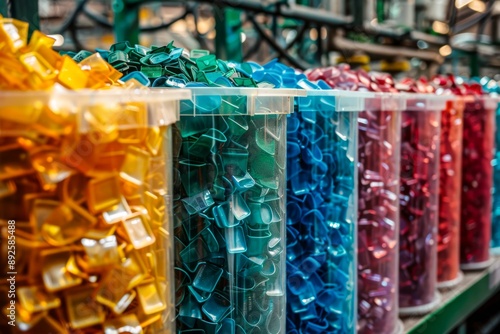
[176,87,305,116]
[0,87,192,106]
[400,92,455,111]
[302,89,375,113]
[186,87,306,97]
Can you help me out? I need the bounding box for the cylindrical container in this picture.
[173,88,302,334]
[437,96,464,288]
[398,95,444,315]
[460,96,497,270]
[492,98,500,252]
[0,89,189,334]
[357,94,404,334]
[286,90,363,334]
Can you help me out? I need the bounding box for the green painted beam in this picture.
[0,0,8,17]
[406,257,500,334]
[214,6,242,62]
[11,0,39,35]
[113,0,140,45]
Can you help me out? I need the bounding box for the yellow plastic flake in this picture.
[103,196,131,224]
[122,213,156,249]
[136,281,166,315]
[79,53,122,88]
[145,126,164,156]
[18,286,61,313]
[81,235,120,269]
[58,55,89,89]
[18,315,69,333]
[41,248,82,292]
[31,147,73,190]
[122,251,148,289]
[146,156,167,196]
[0,18,28,51]
[19,51,57,81]
[0,179,16,198]
[120,146,150,186]
[28,30,56,50]
[104,314,143,334]
[65,286,106,329]
[96,266,137,314]
[0,99,43,124]
[0,145,34,180]
[41,201,97,246]
[36,44,63,70]
[62,174,88,204]
[87,174,121,213]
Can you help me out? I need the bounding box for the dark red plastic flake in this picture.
[460,99,494,266]
[397,78,440,309]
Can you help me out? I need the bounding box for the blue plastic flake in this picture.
[245,60,357,333]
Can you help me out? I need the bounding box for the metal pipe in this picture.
[332,35,444,63]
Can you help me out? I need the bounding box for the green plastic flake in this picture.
[234,77,258,87]
[149,53,170,65]
[135,44,150,56]
[108,50,129,65]
[110,41,132,53]
[196,55,218,72]
[140,65,164,79]
[190,49,210,59]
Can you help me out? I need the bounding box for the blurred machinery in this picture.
[0,0,499,77]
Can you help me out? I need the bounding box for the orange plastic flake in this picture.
[19,52,57,81]
[0,179,16,198]
[65,286,106,329]
[120,146,150,186]
[122,213,156,249]
[0,145,34,180]
[18,286,61,313]
[28,30,56,50]
[87,175,121,213]
[41,249,82,292]
[0,18,28,52]
[104,314,143,334]
[103,196,131,224]
[41,201,97,246]
[31,147,73,190]
[146,126,164,156]
[58,55,89,89]
[81,235,120,269]
[96,266,137,314]
[136,281,166,315]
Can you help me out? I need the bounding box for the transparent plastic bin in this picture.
[398,94,446,315]
[0,88,189,334]
[357,94,404,334]
[172,88,304,334]
[460,96,497,270]
[492,98,500,253]
[437,96,464,288]
[286,90,369,334]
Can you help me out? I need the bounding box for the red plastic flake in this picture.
[432,76,465,284]
[433,75,493,268]
[308,66,401,334]
[397,79,440,309]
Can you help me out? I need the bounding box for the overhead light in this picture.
[439,45,452,57]
[432,21,450,34]
[47,34,64,47]
[455,0,473,8]
[468,0,486,12]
